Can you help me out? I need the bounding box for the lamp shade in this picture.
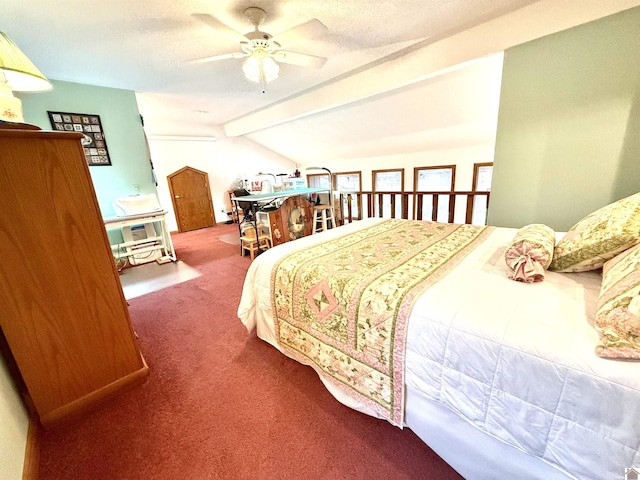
[242,55,279,84]
[261,57,280,83]
[0,32,51,92]
[242,56,261,82]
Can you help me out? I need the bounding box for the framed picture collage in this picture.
[48,111,111,166]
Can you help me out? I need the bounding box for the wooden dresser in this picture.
[0,128,148,426]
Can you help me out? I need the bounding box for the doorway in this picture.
[167,166,216,232]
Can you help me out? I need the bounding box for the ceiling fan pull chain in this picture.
[259,58,267,94]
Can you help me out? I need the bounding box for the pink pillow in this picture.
[504,224,555,283]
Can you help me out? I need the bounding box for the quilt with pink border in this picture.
[271,219,493,426]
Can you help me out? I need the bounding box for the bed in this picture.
[238,210,640,479]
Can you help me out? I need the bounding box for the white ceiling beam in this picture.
[224,0,640,137]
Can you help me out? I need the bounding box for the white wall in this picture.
[0,356,28,480]
[147,136,297,231]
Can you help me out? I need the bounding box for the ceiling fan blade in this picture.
[272,19,327,47]
[188,52,248,64]
[273,51,327,69]
[192,13,249,43]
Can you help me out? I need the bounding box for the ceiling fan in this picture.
[192,7,328,93]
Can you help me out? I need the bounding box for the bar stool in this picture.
[312,204,336,234]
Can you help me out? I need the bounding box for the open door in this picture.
[168,166,216,232]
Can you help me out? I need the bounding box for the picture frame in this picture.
[48,111,112,166]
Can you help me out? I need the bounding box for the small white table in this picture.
[103,210,176,264]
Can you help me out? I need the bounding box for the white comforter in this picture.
[238,219,640,480]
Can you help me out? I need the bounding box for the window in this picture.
[307,172,333,206]
[307,173,331,189]
[334,171,361,220]
[334,172,361,192]
[414,165,456,222]
[372,169,404,218]
[471,162,493,225]
[373,169,404,191]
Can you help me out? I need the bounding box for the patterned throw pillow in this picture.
[504,224,555,283]
[549,192,640,272]
[594,243,640,359]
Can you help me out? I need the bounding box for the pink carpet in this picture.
[37,223,463,479]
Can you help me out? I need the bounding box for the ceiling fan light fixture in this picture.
[261,56,279,81]
[242,55,279,92]
[194,8,327,93]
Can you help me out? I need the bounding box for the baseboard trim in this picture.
[22,417,39,480]
[40,362,149,426]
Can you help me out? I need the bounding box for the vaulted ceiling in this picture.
[3,0,639,163]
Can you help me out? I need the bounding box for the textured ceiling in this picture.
[2,1,537,125]
[2,0,639,162]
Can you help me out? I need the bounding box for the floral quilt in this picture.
[271,219,493,426]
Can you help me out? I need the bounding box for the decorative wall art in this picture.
[48,111,111,166]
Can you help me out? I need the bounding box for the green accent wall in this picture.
[20,80,155,215]
[488,7,640,230]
